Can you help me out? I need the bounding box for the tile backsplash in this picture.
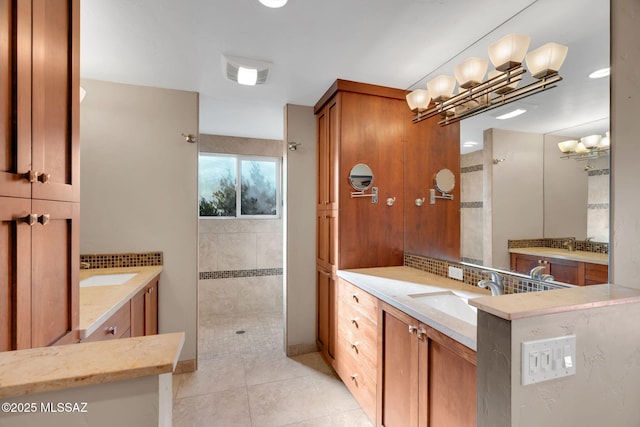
[404,252,570,294]
[508,238,608,254]
[80,251,163,269]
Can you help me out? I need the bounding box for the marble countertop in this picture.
[80,266,163,339]
[338,266,490,351]
[0,332,184,398]
[469,284,640,320]
[509,247,608,265]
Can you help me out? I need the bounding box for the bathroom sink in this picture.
[80,273,137,287]
[407,291,478,325]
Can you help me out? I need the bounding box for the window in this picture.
[199,154,281,218]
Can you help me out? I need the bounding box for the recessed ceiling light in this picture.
[589,67,610,79]
[259,0,287,8]
[496,108,527,120]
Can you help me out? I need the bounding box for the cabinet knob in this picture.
[147,286,153,294]
[408,325,418,335]
[21,214,38,226]
[417,328,427,341]
[350,374,358,381]
[38,172,51,184]
[38,214,50,226]
[23,170,38,183]
[107,326,118,335]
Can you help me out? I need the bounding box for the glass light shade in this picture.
[406,89,431,112]
[558,139,578,153]
[599,136,610,149]
[581,134,602,148]
[487,69,519,94]
[454,57,489,88]
[488,34,531,71]
[427,75,456,102]
[525,42,569,79]
[79,86,87,102]
[575,142,590,154]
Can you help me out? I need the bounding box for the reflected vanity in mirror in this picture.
[349,163,378,203]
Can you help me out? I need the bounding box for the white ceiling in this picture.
[80,0,609,151]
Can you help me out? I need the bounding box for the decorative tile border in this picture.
[461,201,483,209]
[588,203,609,210]
[461,164,483,174]
[404,252,570,295]
[80,252,163,269]
[199,268,283,280]
[508,238,608,254]
[588,168,610,177]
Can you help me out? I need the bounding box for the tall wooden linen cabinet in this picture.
[1,0,80,351]
[314,80,406,364]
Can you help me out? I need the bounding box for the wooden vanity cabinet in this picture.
[0,0,80,351]
[510,252,608,286]
[379,302,477,427]
[131,276,159,337]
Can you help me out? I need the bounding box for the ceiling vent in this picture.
[222,55,270,86]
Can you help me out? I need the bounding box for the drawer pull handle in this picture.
[408,325,418,335]
[351,317,359,327]
[350,374,358,381]
[350,341,360,351]
[107,326,118,335]
[417,328,427,341]
[352,293,359,302]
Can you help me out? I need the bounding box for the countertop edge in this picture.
[79,266,163,339]
[509,247,609,265]
[0,332,185,399]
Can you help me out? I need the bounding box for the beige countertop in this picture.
[469,284,640,320]
[0,332,184,398]
[509,247,609,265]
[79,266,163,339]
[338,266,490,350]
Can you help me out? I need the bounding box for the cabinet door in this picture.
[130,287,146,337]
[30,0,80,202]
[144,278,159,335]
[316,267,335,360]
[30,199,78,347]
[379,304,419,427]
[0,197,32,351]
[510,253,543,275]
[316,210,337,269]
[422,326,477,427]
[0,0,32,199]
[316,97,339,210]
[547,257,581,285]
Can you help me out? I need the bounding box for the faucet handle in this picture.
[481,270,502,283]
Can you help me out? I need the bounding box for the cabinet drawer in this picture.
[338,297,378,342]
[584,262,608,285]
[337,327,377,377]
[83,301,131,342]
[338,278,377,323]
[338,350,377,422]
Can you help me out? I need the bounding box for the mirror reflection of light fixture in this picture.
[408,33,567,126]
[259,0,287,8]
[559,132,610,160]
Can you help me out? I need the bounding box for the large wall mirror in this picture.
[407,0,610,284]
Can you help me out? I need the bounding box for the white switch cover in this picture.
[522,335,576,385]
[448,266,464,281]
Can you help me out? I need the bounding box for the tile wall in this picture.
[460,151,484,265]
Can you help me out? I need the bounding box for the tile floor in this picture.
[173,312,373,427]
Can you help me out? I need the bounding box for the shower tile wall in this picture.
[461,150,484,265]
[587,156,610,242]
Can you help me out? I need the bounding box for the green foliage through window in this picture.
[199,154,280,218]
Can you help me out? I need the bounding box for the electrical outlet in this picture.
[522,335,576,385]
[448,266,464,281]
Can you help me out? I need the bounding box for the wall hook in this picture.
[415,197,425,207]
[493,158,506,165]
[181,133,197,143]
[288,142,302,151]
[386,197,396,206]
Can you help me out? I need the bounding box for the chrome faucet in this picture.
[530,265,546,280]
[563,237,576,252]
[478,271,504,296]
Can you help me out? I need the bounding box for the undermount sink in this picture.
[80,273,137,288]
[407,291,478,325]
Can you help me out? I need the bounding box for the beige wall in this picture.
[483,129,544,269]
[283,104,317,355]
[611,0,640,288]
[543,133,589,239]
[79,79,199,362]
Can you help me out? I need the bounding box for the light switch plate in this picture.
[522,335,576,385]
[448,266,464,281]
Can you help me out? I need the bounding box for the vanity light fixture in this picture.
[259,0,287,8]
[407,33,568,126]
[558,131,610,160]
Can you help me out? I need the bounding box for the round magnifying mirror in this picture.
[434,168,455,193]
[349,163,374,191]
